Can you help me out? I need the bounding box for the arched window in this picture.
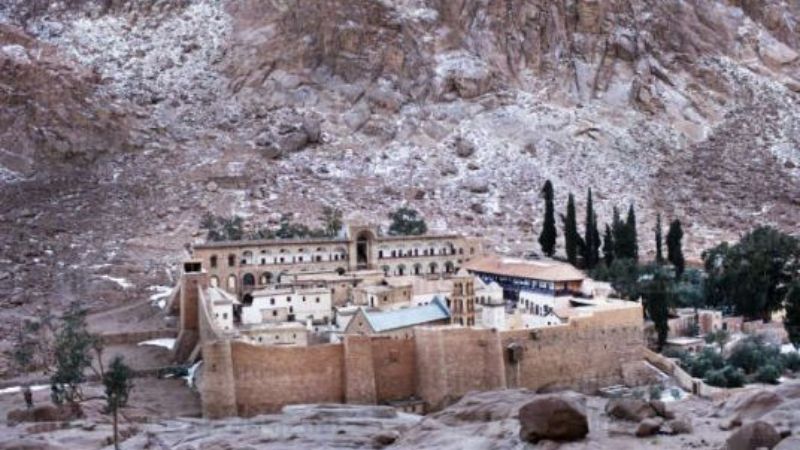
[445,261,455,273]
[242,251,254,265]
[210,255,218,269]
[243,273,255,287]
[378,250,383,259]
[413,263,422,275]
[227,274,237,290]
[209,275,219,287]
[260,272,273,285]
[429,261,438,274]
[228,254,236,267]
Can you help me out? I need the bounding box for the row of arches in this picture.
[380,260,456,277]
[377,244,463,260]
[209,248,348,269]
[210,269,346,292]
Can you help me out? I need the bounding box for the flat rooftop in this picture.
[464,255,586,282]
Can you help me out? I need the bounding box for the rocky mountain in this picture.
[0,0,799,324]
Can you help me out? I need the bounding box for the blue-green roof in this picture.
[363,296,451,332]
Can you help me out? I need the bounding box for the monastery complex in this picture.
[168,221,645,418]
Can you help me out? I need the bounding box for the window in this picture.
[287,296,291,303]
[222,313,228,320]
[228,254,236,267]
[302,296,306,302]
[210,255,218,268]
[270,298,275,305]
[272,311,277,316]
[378,250,383,259]
[315,297,320,303]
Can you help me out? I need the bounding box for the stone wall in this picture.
[501,306,644,393]
[199,305,644,418]
[415,327,506,410]
[230,341,345,416]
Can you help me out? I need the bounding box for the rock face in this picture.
[0,24,133,178]
[518,393,589,443]
[725,421,782,450]
[6,404,83,424]
[0,0,800,337]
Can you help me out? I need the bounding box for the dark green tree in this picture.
[625,204,638,262]
[561,193,582,266]
[320,207,343,237]
[200,214,244,242]
[388,207,428,236]
[582,188,600,269]
[666,219,685,279]
[602,224,615,266]
[786,282,800,350]
[50,302,101,405]
[611,207,629,260]
[641,268,673,350]
[703,226,799,321]
[654,213,664,264]
[103,356,134,450]
[538,180,557,257]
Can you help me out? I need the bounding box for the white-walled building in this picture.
[239,322,309,346]
[208,287,238,332]
[242,285,332,325]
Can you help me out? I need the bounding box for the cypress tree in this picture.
[667,219,685,279]
[655,213,664,264]
[538,180,557,257]
[582,188,600,269]
[611,207,626,259]
[626,204,638,262]
[603,224,615,266]
[561,193,580,266]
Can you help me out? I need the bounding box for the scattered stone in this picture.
[205,181,218,192]
[605,398,657,422]
[518,393,589,444]
[725,421,782,450]
[650,399,675,420]
[470,203,486,214]
[662,417,693,435]
[7,404,83,424]
[453,136,476,158]
[462,179,490,194]
[635,417,664,437]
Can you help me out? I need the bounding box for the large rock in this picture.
[719,389,785,429]
[518,392,589,443]
[635,417,664,437]
[775,436,800,450]
[605,398,657,422]
[662,417,693,435]
[6,404,83,424]
[725,421,782,450]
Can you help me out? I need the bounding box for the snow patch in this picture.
[148,285,173,309]
[137,338,176,350]
[97,275,133,289]
[185,361,202,388]
[0,384,49,396]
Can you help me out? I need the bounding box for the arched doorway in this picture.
[356,231,373,270]
[260,272,273,286]
[243,273,256,288]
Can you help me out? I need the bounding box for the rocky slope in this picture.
[2,382,800,449]
[0,0,799,340]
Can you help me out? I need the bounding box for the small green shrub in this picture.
[781,351,800,372]
[755,365,781,384]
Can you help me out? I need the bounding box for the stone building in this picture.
[464,255,586,301]
[242,285,332,325]
[191,222,484,299]
[344,297,452,338]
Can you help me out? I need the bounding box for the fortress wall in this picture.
[200,340,238,419]
[343,335,377,404]
[229,341,345,416]
[199,304,644,417]
[414,327,506,411]
[501,305,644,393]
[371,337,417,403]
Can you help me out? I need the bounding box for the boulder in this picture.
[453,136,476,158]
[719,389,784,429]
[725,421,782,450]
[518,392,589,443]
[649,399,675,420]
[462,179,490,194]
[662,418,693,435]
[605,398,657,422]
[302,115,322,143]
[775,436,800,450]
[635,417,664,437]
[7,403,83,424]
